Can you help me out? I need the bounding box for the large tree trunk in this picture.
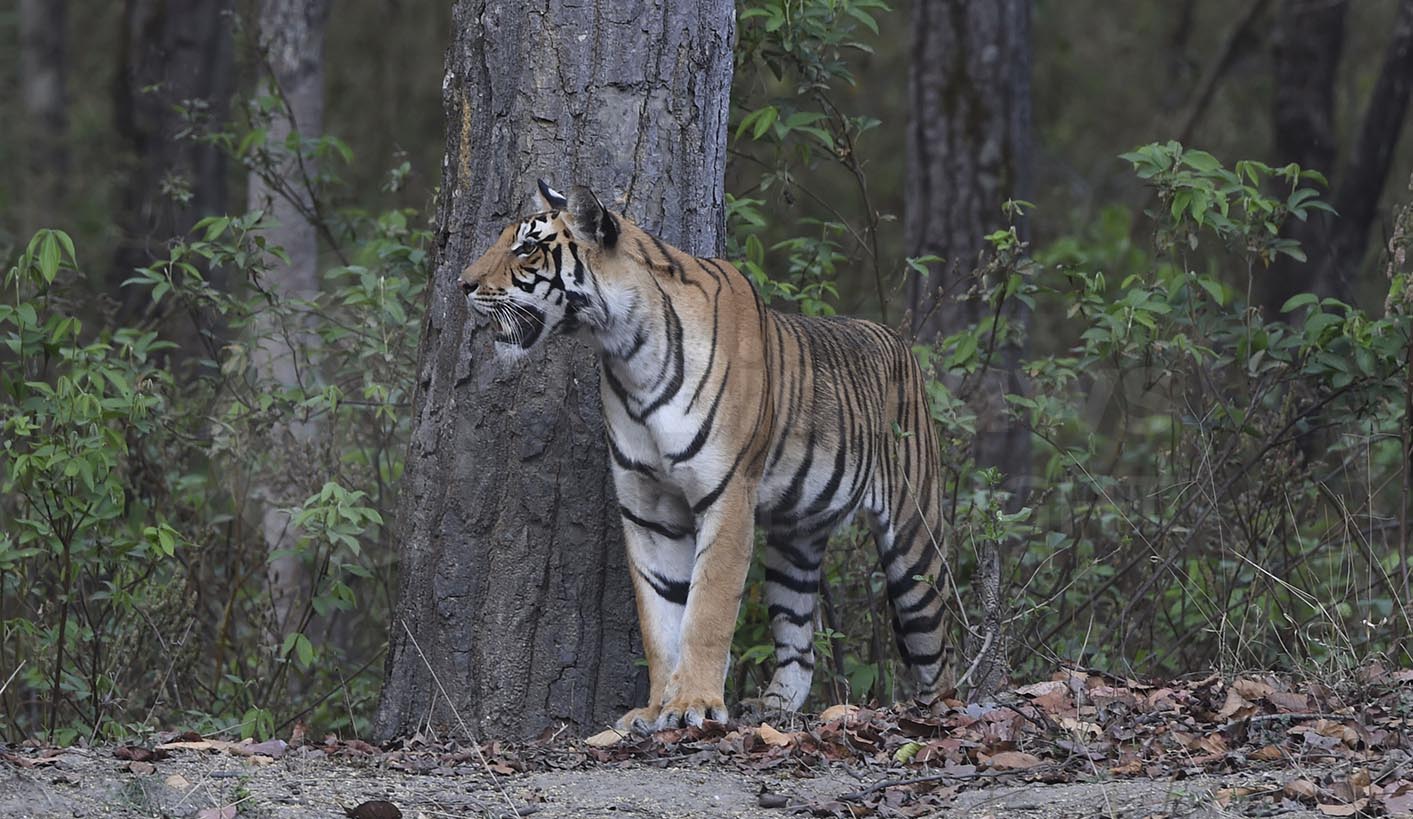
[246,0,331,662]
[374,0,734,741]
[111,0,233,322]
[904,0,1033,698]
[18,0,68,236]
[1264,0,1413,313]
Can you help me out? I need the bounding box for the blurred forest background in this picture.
[2,0,1412,743]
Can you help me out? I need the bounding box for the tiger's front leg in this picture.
[655,482,755,730]
[612,470,696,735]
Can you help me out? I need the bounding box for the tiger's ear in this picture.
[566,185,619,249]
[536,178,568,211]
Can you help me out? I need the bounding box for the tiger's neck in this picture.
[593,272,680,404]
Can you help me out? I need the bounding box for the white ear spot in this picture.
[537,178,568,210]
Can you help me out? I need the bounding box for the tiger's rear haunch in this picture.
[461,180,954,733]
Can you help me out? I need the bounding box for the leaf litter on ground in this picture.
[2,663,1409,818]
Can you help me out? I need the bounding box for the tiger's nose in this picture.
[460,278,477,296]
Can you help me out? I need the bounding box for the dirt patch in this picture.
[0,747,1370,819]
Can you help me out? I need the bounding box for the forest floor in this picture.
[2,666,1410,818]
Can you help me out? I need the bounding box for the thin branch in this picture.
[1176,0,1274,143]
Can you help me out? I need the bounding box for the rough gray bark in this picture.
[374,0,734,741]
[19,0,68,236]
[247,0,331,651]
[112,0,233,321]
[904,0,1033,699]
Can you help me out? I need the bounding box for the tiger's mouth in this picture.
[488,302,546,349]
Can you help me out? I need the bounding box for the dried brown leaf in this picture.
[344,801,402,819]
[1284,779,1320,802]
[1214,786,1261,807]
[584,728,627,748]
[983,750,1043,770]
[1268,691,1311,712]
[1216,688,1256,720]
[819,704,858,722]
[114,745,167,762]
[757,723,793,748]
[1233,677,1275,700]
[1379,781,1413,815]
[1249,744,1285,762]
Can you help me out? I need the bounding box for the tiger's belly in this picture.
[753,430,864,539]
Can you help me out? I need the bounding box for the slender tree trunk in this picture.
[374,0,734,741]
[1263,0,1348,314]
[18,0,68,236]
[1321,0,1413,298]
[112,0,233,321]
[1264,0,1413,313]
[247,0,331,658]
[904,0,1032,699]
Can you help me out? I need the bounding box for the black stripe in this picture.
[902,645,949,669]
[620,506,692,540]
[895,603,944,636]
[765,566,818,595]
[638,294,685,419]
[887,550,938,602]
[767,538,823,573]
[635,566,689,606]
[895,586,940,617]
[668,364,728,464]
[777,654,816,671]
[772,427,817,515]
[768,604,813,627]
[607,435,655,477]
[690,442,750,515]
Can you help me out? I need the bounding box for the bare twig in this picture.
[399,620,519,816]
[840,764,1060,801]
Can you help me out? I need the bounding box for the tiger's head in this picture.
[460,179,621,354]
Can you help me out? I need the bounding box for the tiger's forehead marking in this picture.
[516,214,559,245]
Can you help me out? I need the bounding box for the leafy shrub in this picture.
[0,108,428,741]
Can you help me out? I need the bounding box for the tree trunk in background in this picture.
[1322,0,1413,299]
[1263,0,1348,315]
[112,0,233,323]
[247,0,331,663]
[1264,0,1413,314]
[904,0,1032,699]
[374,0,734,741]
[18,0,68,236]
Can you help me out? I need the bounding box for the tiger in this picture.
[459,179,955,733]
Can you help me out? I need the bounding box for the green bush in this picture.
[0,120,428,742]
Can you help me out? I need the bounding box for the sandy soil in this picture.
[0,744,1348,818]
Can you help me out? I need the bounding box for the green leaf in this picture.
[1182,149,1222,173]
[38,233,61,284]
[893,741,922,764]
[1279,293,1319,313]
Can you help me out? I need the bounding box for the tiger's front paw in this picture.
[655,693,728,730]
[614,705,662,735]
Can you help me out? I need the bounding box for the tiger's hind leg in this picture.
[865,503,954,700]
[749,532,829,713]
